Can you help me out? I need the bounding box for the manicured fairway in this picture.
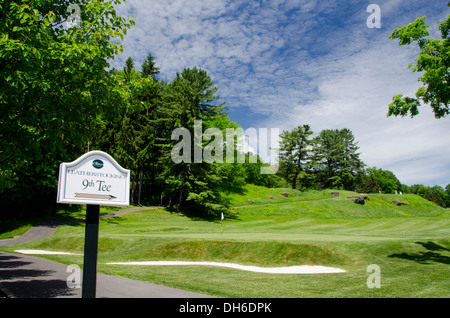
[1,186,449,297]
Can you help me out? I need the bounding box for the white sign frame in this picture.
[57,151,130,207]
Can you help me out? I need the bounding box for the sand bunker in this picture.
[106,261,346,274]
[15,249,82,255]
[14,250,346,274]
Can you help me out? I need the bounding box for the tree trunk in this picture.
[137,168,143,206]
[177,189,183,213]
[292,175,297,189]
[130,177,135,206]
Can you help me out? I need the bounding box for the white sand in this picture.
[106,261,346,274]
[14,250,346,274]
[15,249,82,255]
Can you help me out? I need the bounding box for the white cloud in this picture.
[110,0,450,187]
[258,29,450,187]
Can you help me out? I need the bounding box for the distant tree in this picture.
[278,124,313,189]
[409,184,446,207]
[357,174,382,193]
[242,154,269,186]
[312,129,364,190]
[445,184,450,207]
[141,53,161,78]
[366,167,402,194]
[430,185,448,207]
[123,56,135,82]
[424,187,445,207]
[388,1,450,118]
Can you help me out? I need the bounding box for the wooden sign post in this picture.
[57,151,130,298]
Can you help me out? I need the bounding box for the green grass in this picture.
[224,184,335,207]
[0,220,36,240]
[1,185,449,297]
[0,205,124,240]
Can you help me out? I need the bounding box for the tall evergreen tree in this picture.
[160,67,228,215]
[123,56,135,82]
[95,58,161,205]
[141,53,161,79]
[312,128,364,190]
[339,128,364,190]
[278,124,313,189]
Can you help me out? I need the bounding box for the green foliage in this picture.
[95,63,162,206]
[311,128,364,190]
[364,167,402,194]
[141,53,160,78]
[408,184,449,207]
[276,126,365,191]
[95,58,254,218]
[1,1,446,221]
[357,175,381,194]
[388,3,450,118]
[278,124,313,189]
[155,66,232,216]
[0,0,134,216]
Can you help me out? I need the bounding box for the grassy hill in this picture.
[226,184,446,217]
[1,184,449,297]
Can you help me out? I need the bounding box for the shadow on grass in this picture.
[100,216,127,224]
[163,184,247,222]
[388,241,450,265]
[165,206,241,223]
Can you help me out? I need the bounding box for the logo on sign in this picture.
[92,159,104,169]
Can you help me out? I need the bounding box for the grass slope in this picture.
[1,184,449,297]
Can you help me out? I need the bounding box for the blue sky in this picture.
[110,0,450,188]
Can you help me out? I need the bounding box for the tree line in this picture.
[1,0,448,219]
[0,3,277,219]
[278,125,364,191]
[277,124,450,207]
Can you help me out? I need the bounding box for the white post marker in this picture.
[57,150,130,298]
[221,212,224,237]
[57,150,130,207]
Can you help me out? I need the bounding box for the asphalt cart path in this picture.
[0,222,60,247]
[0,206,153,247]
[0,207,213,298]
[0,251,212,298]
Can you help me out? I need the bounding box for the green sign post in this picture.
[82,204,100,298]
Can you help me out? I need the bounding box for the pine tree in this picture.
[123,56,135,82]
[357,175,382,193]
[159,67,228,215]
[312,128,364,190]
[96,57,161,205]
[279,124,313,189]
[141,53,161,79]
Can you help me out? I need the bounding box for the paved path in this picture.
[0,207,213,298]
[0,222,60,247]
[0,207,153,247]
[0,251,212,298]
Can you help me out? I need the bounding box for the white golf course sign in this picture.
[57,150,130,207]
